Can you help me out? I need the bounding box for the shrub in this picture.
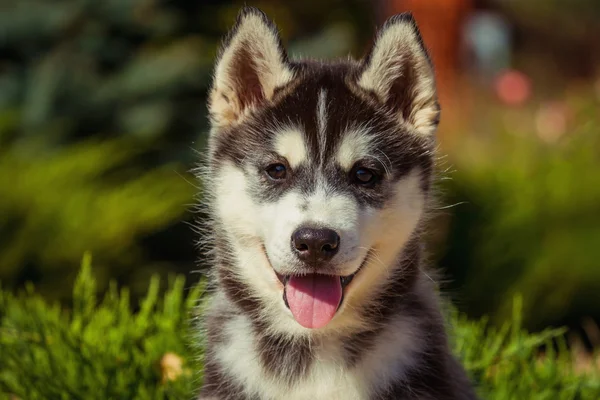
[0,254,203,399]
[440,94,600,330]
[0,128,197,301]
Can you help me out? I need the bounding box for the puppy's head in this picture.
[205,7,438,334]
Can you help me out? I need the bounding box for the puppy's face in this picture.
[206,8,438,333]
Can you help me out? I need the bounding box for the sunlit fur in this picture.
[357,14,440,136]
[208,9,294,128]
[197,7,477,400]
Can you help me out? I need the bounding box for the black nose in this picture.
[292,227,340,263]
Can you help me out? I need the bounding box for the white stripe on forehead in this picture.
[317,89,328,166]
[274,127,307,168]
[336,126,376,170]
[304,182,358,229]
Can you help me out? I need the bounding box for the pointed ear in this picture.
[208,7,294,128]
[357,13,440,136]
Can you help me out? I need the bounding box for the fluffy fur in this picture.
[197,7,477,400]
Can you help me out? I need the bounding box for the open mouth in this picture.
[275,261,365,330]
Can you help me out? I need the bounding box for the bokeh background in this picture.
[1,0,599,356]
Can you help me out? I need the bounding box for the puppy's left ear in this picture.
[209,7,294,129]
[357,13,439,136]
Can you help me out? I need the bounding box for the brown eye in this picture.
[354,167,377,185]
[266,163,287,180]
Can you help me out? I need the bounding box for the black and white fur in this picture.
[198,7,477,400]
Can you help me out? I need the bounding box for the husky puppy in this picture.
[198,7,477,400]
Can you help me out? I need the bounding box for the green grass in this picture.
[1,255,598,399]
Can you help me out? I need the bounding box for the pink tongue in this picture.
[285,274,342,329]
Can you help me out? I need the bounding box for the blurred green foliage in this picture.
[0,0,213,140]
[1,259,598,399]
[441,95,600,330]
[0,0,223,298]
[0,129,196,298]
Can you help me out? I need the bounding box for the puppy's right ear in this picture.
[209,7,294,129]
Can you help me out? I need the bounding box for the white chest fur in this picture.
[212,314,421,400]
